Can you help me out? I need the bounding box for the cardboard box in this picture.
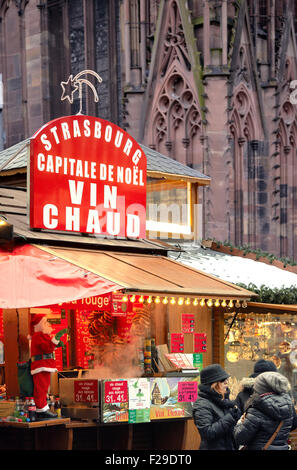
[0,400,15,417]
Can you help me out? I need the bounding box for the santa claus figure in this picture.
[30,314,67,419]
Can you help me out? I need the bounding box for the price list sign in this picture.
[194,333,207,353]
[181,314,195,333]
[74,379,99,403]
[170,333,184,353]
[104,380,128,403]
[177,381,198,402]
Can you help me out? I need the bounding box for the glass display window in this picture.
[146,178,194,239]
[224,311,297,403]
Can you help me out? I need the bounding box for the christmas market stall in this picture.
[0,115,254,450]
[168,240,297,448]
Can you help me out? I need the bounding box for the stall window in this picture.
[224,311,297,403]
[146,178,194,239]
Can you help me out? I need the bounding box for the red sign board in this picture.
[104,380,128,403]
[111,293,130,316]
[170,333,184,353]
[194,333,207,353]
[181,314,195,333]
[30,116,147,238]
[177,381,198,402]
[74,379,99,403]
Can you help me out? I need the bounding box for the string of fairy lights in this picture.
[119,294,248,308]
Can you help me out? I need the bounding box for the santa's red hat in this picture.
[30,314,47,336]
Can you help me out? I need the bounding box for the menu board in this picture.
[177,381,198,402]
[194,333,207,353]
[104,380,128,403]
[170,333,184,353]
[181,314,195,333]
[74,379,99,403]
[128,378,150,423]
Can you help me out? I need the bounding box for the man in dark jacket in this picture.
[234,371,295,450]
[192,364,242,450]
[235,359,277,413]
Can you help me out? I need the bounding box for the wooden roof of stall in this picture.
[35,244,254,298]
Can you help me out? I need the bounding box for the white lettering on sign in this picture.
[35,156,145,186]
[69,180,84,205]
[66,206,80,231]
[43,204,58,229]
[39,119,144,165]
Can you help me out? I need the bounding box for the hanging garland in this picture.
[236,282,297,305]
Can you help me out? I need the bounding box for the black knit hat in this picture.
[200,364,230,385]
[250,359,277,378]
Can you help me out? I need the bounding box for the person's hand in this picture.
[230,406,241,420]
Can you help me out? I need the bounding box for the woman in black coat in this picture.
[235,359,277,413]
[234,371,295,450]
[192,364,242,450]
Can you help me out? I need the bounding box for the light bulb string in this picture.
[122,294,245,308]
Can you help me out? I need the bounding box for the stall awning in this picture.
[0,244,122,309]
[35,245,254,299]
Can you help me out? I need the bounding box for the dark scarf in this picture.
[198,383,236,409]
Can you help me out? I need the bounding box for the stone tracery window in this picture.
[151,71,202,167]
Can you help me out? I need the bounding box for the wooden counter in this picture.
[0,417,72,450]
[0,417,70,428]
[0,417,200,450]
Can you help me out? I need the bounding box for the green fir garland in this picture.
[236,283,297,305]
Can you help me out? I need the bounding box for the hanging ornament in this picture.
[226,350,239,363]
[226,340,241,362]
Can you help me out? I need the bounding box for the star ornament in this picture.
[60,75,79,104]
